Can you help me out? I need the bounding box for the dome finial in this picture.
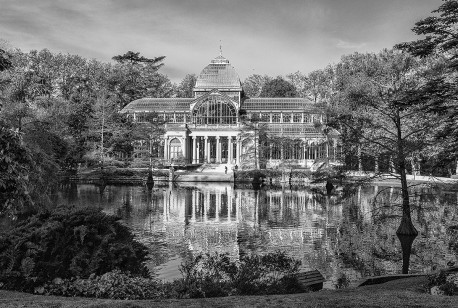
[219,40,222,56]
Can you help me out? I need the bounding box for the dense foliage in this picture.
[0,122,34,215]
[259,76,297,98]
[178,251,303,298]
[41,270,165,300]
[397,0,458,175]
[426,270,458,296]
[0,249,305,300]
[0,207,149,292]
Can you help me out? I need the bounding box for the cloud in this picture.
[0,0,444,83]
[336,39,367,50]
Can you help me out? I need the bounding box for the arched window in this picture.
[192,98,237,125]
[169,138,182,159]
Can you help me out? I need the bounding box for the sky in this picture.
[0,0,444,83]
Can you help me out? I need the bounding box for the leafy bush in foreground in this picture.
[0,207,149,292]
[426,270,458,296]
[178,251,303,298]
[42,270,164,300]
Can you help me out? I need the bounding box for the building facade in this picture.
[121,54,339,168]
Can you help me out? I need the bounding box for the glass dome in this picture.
[194,55,242,90]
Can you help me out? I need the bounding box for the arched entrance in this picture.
[169,138,182,160]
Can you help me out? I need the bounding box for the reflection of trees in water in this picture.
[336,186,458,278]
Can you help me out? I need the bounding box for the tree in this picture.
[330,50,449,274]
[0,122,34,215]
[110,51,167,108]
[260,77,297,98]
[286,71,308,98]
[0,49,12,72]
[175,74,197,98]
[132,112,166,168]
[396,0,458,175]
[332,50,447,236]
[396,0,458,64]
[242,74,273,98]
[307,67,335,104]
[112,51,165,67]
[239,113,268,170]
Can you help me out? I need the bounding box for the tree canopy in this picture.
[259,76,297,98]
[397,0,458,173]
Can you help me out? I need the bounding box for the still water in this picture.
[58,182,458,289]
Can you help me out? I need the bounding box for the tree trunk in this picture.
[397,234,417,274]
[396,160,418,236]
[394,111,418,275]
[395,112,418,237]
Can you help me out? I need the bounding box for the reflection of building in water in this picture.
[142,184,343,272]
[59,184,458,287]
[146,184,241,258]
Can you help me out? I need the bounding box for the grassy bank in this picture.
[1,276,457,308]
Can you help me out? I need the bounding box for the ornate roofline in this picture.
[120,98,193,113]
[242,98,323,112]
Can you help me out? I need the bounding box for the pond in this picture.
[57,182,458,289]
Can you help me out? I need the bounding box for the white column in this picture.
[228,137,233,164]
[333,140,337,161]
[192,137,197,164]
[216,136,221,163]
[326,141,329,160]
[196,137,200,163]
[207,137,211,163]
[236,137,241,166]
[303,140,307,166]
[164,137,169,161]
[204,136,208,163]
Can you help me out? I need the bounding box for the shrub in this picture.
[0,207,149,292]
[177,251,303,298]
[178,253,236,298]
[42,270,164,300]
[426,271,458,296]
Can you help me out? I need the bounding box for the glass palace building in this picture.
[121,54,339,168]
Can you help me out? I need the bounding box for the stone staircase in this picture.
[198,163,233,173]
[175,163,233,182]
